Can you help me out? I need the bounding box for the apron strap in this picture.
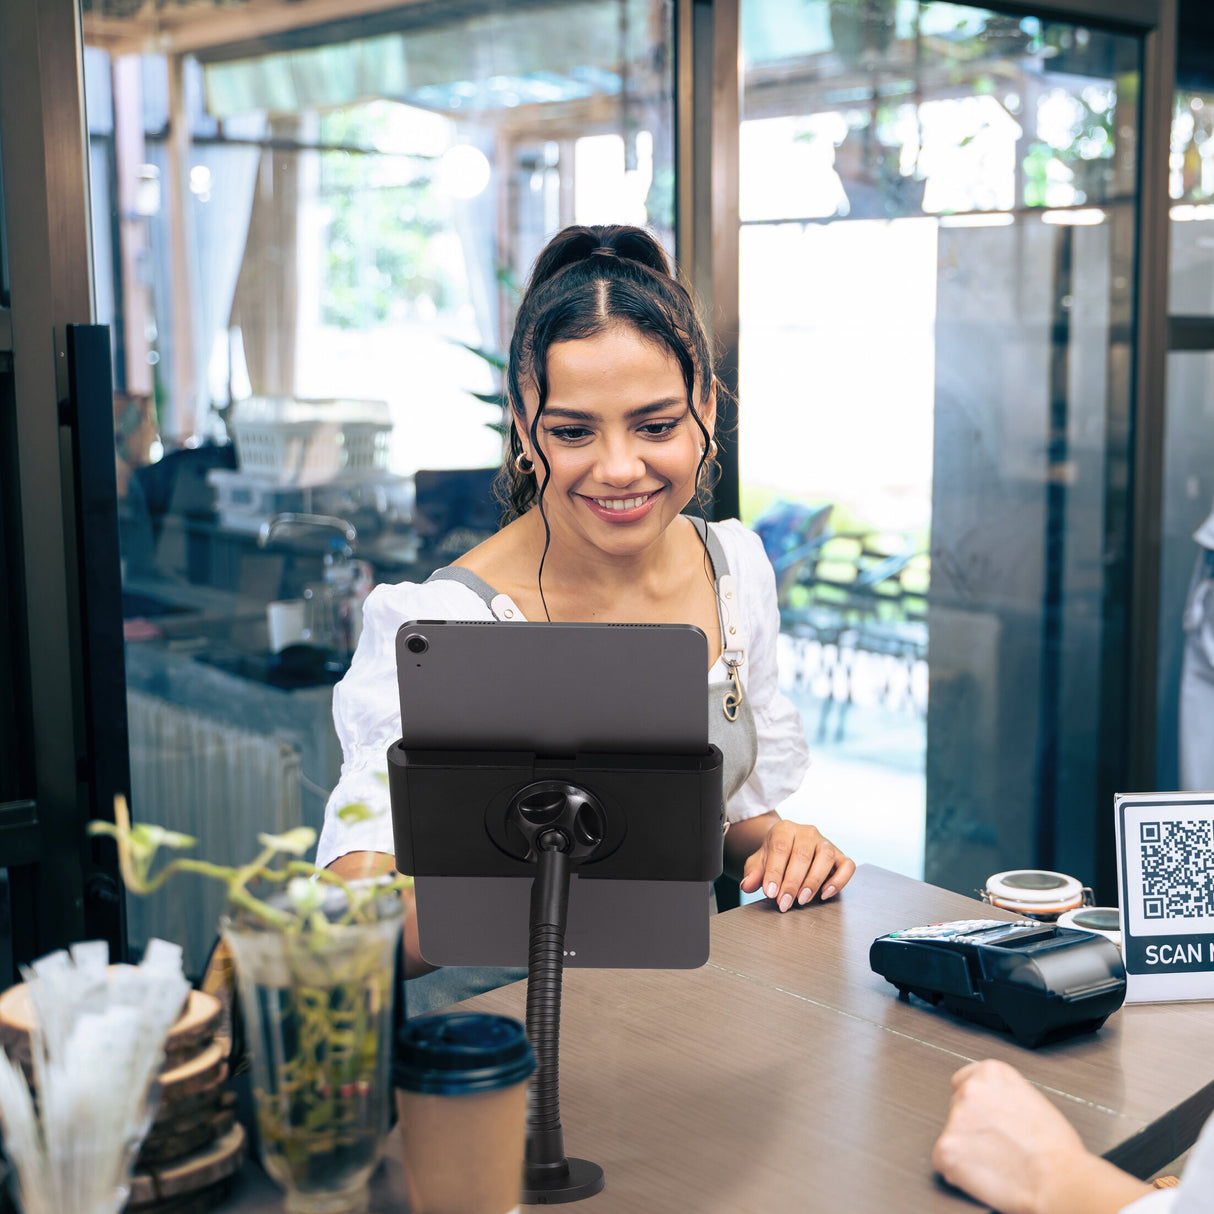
[426,566,525,621]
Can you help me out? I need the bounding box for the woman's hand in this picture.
[728,814,855,911]
[932,1060,1152,1214]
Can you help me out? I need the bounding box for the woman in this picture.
[317,223,855,979]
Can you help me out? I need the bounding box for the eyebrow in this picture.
[542,398,686,422]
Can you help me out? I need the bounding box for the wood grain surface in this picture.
[215,865,1214,1213]
[130,1122,247,1206]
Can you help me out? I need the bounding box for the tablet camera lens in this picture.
[406,634,428,655]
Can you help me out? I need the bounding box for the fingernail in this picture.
[822,884,837,900]
[797,888,812,905]
[766,882,778,899]
[779,893,793,912]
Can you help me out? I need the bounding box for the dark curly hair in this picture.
[495,223,719,525]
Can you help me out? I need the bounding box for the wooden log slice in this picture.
[129,1122,246,1207]
[158,1040,227,1103]
[0,982,219,1073]
[139,1098,237,1167]
[162,991,223,1069]
[150,1066,229,1132]
[126,1172,238,1214]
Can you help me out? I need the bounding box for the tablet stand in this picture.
[389,744,724,1205]
[513,782,607,1202]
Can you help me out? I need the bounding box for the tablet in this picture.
[392,619,721,968]
[396,619,708,756]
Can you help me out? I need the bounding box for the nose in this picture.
[592,436,646,487]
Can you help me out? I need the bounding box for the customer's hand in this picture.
[932,1059,1152,1214]
[733,816,855,911]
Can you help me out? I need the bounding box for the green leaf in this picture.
[130,823,197,858]
[152,826,198,850]
[457,341,507,370]
[337,801,376,824]
[471,391,508,407]
[373,772,390,787]
[259,827,317,856]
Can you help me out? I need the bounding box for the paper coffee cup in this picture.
[394,1012,536,1214]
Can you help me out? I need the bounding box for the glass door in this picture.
[77,0,678,976]
[736,1,1164,899]
[1156,52,1214,794]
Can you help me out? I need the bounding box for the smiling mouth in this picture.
[588,492,658,511]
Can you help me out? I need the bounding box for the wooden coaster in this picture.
[0,982,219,1071]
[151,1065,229,1132]
[159,1040,228,1103]
[127,1174,237,1214]
[130,1121,246,1206]
[163,990,223,1068]
[139,1097,237,1167]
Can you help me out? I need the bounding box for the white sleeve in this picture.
[716,521,810,824]
[1120,1111,1214,1213]
[315,579,494,869]
[1161,1109,1214,1213]
[1122,1194,1177,1213]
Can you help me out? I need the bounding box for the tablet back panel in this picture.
[393,620,717,969]
[396,620,708,755]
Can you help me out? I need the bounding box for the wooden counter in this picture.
[222,865,1214,1212]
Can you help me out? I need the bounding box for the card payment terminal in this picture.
[869,918,1126,1048]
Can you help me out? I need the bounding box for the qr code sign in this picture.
[1139,819,1214,920]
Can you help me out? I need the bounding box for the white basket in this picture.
[230,397,392,486]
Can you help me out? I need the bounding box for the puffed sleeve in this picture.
[315,579,494,869]
[716,520,810,824]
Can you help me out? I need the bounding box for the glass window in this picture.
[739,2,1142,896]
[1156,85,1214,793]
[81,0,675,974]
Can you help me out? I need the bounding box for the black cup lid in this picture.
[394,1013,536,1095]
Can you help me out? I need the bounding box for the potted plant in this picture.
[91,797,409,1214]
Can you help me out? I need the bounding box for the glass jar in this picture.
[222,887,403,1214]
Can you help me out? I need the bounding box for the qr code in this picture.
[1140,819,1214,919]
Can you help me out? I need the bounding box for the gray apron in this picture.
[426,516,759,805]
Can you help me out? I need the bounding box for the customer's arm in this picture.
[932,1060,1153,1214]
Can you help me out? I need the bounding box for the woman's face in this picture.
[519,325,714,561]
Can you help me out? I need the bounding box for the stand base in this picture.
[522,1157,605,1204]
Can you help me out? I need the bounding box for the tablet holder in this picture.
[389,742,724,1204]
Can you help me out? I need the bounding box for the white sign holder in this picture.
[1114,791,1214,1003]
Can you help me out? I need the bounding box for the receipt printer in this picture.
[869,918,1127,1048]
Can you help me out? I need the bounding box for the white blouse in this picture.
[316,518,809,869]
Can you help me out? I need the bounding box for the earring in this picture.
[515,451,535,474]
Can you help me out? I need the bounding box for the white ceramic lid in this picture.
[1058,906,1123,945]
[984,869,1084,907]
